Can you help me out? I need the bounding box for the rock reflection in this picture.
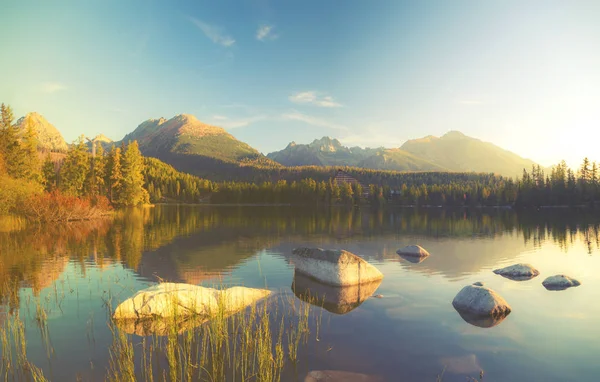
[453,308,510,328]
[291,271,382,314]
[398,253,429,264]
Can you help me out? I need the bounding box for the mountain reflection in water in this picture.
[0,205,599,381]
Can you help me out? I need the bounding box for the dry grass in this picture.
[106,284,322,382]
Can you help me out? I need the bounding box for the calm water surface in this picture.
[1,206,599,381]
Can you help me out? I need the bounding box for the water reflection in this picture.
[0,206,599,381]
[398,253,429,264]
[291,271,382,314]
[2,206,600,306]
[453,308,511,328]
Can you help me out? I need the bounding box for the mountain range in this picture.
[267,132,535,176]
[16,112,537,178]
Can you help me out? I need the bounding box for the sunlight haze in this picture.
[1,0,599,168]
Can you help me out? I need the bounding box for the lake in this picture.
[1,205,599,381]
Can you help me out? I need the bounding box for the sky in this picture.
[1,0,599,168]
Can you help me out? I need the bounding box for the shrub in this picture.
[19,190,113,222]
[0,175,42,215]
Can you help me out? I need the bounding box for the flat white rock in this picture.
[396,245,430,257]
[542,275,581,291]
[452,283,511,317]
[113,283,271,320]
[493,263,540,280]
[291,247,383,286]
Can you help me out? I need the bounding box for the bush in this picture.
[19,190,113,222]
[0,175,42,215]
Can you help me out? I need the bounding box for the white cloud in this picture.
[189,17,235,47]
[256,25,277,41]
[289,91,343,108]
[281,111,348,131]
[212,115,267,129]
[40,82,66,94]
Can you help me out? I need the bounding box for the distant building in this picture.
[333,169,370,197]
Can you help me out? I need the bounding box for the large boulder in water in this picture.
[291,247,383,286]
[113,283,271,320]
[493,263,540,281]
[305,370,384,382]
[542,275,581,291]
[396,245,430,258]
[452,282,511,321]
[291,271,382,314]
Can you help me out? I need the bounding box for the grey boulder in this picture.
[542,275,581,291]
[493,263,540,281]
[452,283,511,322]
[291,247,383,286]
[397,245,430,258]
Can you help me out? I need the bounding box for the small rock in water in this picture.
[472,281,484,286]
[452,283,511,318]
[493,263,540,281]
[542,275,581,291]
[396,245,430,258]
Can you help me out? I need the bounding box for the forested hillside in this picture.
[3,102,600,214]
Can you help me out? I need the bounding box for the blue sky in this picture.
[1,0,599,167]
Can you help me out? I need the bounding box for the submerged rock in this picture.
[292,271,382,314]
[452,282,511,322]
[396,245,430,258]
[305,370,384,382]
[113,283,271,320]
[542,275,581,291]
[493,263,540,281]
[291,247,383,286]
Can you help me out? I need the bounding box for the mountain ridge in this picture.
[268,131,536,176]
[15,110,540,179]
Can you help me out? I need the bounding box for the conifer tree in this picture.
[21,116,41,183]
[85,142,107,196]
[0,103,25,178]
[106,146,123,203]
[59,136,90,196]
[119,141,148,206]
[41,156,57,192]
[94,143,107,195]
[0,152,5,175]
